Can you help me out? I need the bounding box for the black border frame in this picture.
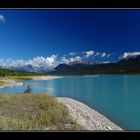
[1,0,140,139]
[0,1,140,8]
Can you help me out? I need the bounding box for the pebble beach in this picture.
[57,97,123,130]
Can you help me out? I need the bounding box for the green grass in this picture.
[0,94,83,130]
[0,68,48,77]
[10,76,33,80]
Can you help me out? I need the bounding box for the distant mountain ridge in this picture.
[0,54,140,75]
[118,55,140,65]
[48,55,140,75]
[1,64,52,74]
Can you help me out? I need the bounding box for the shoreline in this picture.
[57,97,123,130]
[0,76,63,88]
[31,76,63,80]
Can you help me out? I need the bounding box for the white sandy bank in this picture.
[0,80,23,88]
[57,97,123,130]
[32,76,63,80]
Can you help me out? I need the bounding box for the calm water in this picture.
[0,75,140,130]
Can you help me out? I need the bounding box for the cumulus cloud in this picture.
[95,52,110,58]
[30,55,57,67]
[0,50,113,69]
[61,56,82,64]
[61,57,70,64]
[101,52,106,57]
[82,51,110,59]
[85,50,94,58]
[0,55,58,69]
[0,15,6,23]
[95,52,100,56]
[70,56,82,62]
[122,52,140,59]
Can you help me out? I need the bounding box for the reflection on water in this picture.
[0,75,140,130]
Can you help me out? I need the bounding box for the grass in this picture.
[2,76,33,80]
[0,94,83,130]
[0,81,8,86]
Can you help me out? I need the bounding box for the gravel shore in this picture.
[57,97,123,130]
[32,76,63,80]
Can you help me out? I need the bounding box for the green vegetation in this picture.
[0,69,31,77]
[0,68,47,77]
[9,76,33,80]
[23,85,32,94]
[0,94,82,130]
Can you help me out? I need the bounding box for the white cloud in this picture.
[69,52,77,56]
[70,56,82,62]
[31,55,57,67]
[95,52,110,58]
[0,50,113,69]
[61,56,82,64]
[85,50,94,58]
[95,52,100,56]
[61,56,70,64]
[101,52,106,57]
[122,52,140,59]
[0,15,6,23]
[0,55,58,69]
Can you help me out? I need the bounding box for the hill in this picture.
[49,55,140,75]
[0,68,43,77]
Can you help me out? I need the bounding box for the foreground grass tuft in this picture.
[0,94,83,130]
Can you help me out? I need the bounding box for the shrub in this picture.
[23,85,32,94]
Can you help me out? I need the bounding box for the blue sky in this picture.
[0,10,140,68]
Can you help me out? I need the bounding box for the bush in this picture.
[23,85,32,94]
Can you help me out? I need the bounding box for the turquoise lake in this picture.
[0,75,140,130]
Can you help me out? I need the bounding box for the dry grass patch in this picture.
[0,81,7,86]
[0,94,83,130]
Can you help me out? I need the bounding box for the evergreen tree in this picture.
[23,85,32,94]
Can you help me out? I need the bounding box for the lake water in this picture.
[0,75,140,130]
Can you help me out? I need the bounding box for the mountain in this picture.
[6,65,50,74]
[0,68,37,77]
[49,63,118,75]
[118,55,140,65]
[9,65,34,72]
[1,55,140,75]
[49,55,140,75]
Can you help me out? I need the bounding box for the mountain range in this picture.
[0,55,140,75]
[48,55,140,75]
[0,64,53,74]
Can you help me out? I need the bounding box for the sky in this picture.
[0,10,140,68]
